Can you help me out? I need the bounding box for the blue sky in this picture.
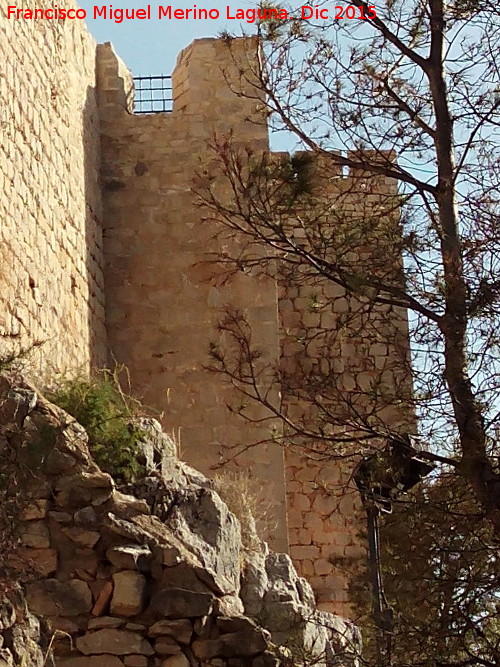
[85,1,258,76]
[84,3,298,149]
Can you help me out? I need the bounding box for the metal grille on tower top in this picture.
[133,76,173,114]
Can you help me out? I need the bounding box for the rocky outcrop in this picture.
[0,375,360,666]
[0,591,45,667]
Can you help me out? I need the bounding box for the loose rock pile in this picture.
[0,375,360,666]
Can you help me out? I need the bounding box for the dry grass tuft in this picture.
[213,469,262,551]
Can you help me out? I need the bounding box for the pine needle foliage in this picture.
[49,370,146,483]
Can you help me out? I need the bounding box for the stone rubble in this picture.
[0,375,361,666]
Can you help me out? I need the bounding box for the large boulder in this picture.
[133,417,176,472]
[240,552,360,666]
[127,473,242,596]
[165,486,241,595]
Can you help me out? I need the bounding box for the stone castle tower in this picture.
[1,6,410,616]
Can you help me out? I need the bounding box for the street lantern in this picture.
[354,435,435,633]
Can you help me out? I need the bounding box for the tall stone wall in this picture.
[0,4,107,375]
[99,39,289,554]
[0,17,411,616]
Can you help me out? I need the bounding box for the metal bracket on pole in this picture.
[354,435,435,634]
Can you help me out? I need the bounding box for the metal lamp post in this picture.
[353,436,436,660]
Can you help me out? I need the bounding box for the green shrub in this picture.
[49,370,146,483]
